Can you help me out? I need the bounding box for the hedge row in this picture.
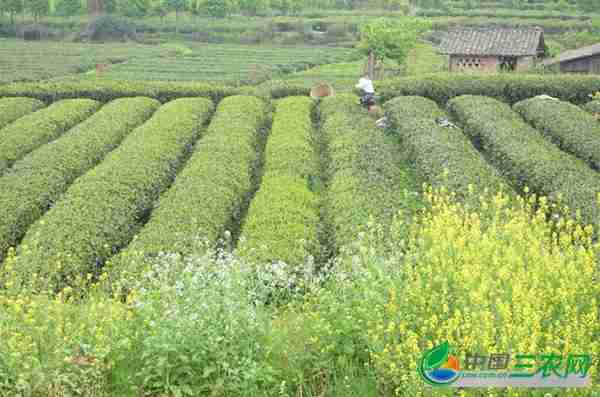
[0,98,159,261]
[318,94,421,251]
[107,96,266,286]
[514,97,600,170]
[448,95,600,227]
[0,80,250,104]
[0,99,100,174]
[583,100,600,114]
[0,97,45,129]
[431,17,592,34]
[238,96,319,265]
[419,8,590,20]
[0,80,302,104]
[0,97,159,264]
[10,98,212,291]
[384,96,509,195]
[378,74,600,105]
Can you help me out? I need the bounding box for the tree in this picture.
[1,0,24,24]
[118,0,151,16]
[239,0,269,16]
[206,0,238,17]
[87,0,102,15]
[357,18,430,79]
[55,0,82,17]
[578,0,599,12]
[166,0,186,17]
[27,0,49,21]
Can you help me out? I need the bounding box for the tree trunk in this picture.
[88,0,104,17]
[367,51,376,80]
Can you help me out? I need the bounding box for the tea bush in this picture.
[0,99,100,174]
[514,97,600,170]
[11,98,212,292]
[385,96,509,196]
[0,97,45,129]
[378,73,600,105]
[0,97,159,263]
[318,94,421,252]
[0,80,241,103]
[107,96,266,286]
[238,96,319,266]
[448,95,600,228]
[584,100,600,114]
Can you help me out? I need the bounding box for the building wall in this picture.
[560,57,591,74]
[449,55,498,73]
[516,56,535,72]
[591,54,600,74]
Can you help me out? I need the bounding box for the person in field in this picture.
[356,73,376,111]
[356,73,388,128]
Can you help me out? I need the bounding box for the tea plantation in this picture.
[0,75,599,396]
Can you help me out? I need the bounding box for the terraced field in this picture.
[1,84,599,293]
[0,39,355,84]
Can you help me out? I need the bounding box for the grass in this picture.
[405,41,446,75]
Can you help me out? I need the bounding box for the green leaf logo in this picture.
[423,341,450,371]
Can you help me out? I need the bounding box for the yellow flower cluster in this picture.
[368,189,600,396]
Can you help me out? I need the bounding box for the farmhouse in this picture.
[439,27,546,73]
[543,43,600,74]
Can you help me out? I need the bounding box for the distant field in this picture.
[0,39,161,83]
[0,39,356,84]
[278,41,445,92]
[87,43,356,83]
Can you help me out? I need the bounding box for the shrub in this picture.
[384,96,509,196]
[430,17,591,35]
[514,97,600,170]
[0,80,311,104]
[254,80,311,99]
[0,97,159,264]
[0,99,100,174]
[583,100,600,114]
[107,96,266,286]
[10,99,213,292]
[0,97,45,130]
[238,97,319,266]
[318,94,421,252]
[78,15,136,42]
[378,73,600,105]
[0,80,243,104]
[448,95,600,228]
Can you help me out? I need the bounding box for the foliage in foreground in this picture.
[0,188,598,396]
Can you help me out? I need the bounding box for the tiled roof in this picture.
[439,27,545,56]
[543,43,600,65]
